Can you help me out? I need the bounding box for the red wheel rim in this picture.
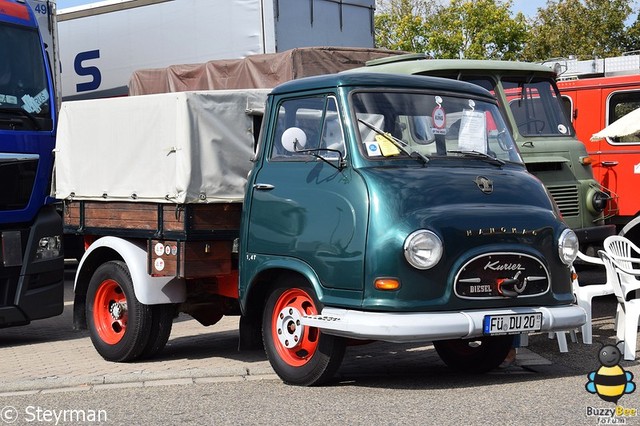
[93,279,127,345]
[271,288,319,367]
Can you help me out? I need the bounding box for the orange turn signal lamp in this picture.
[571,270,578,283]
[374,278,400,291]
[579,156,593,165]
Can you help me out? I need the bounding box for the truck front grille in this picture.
[0,156,38,211]
[547,185,580,217]
[454,252,550,299]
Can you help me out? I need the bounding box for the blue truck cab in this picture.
[0,0,63,327]
[239,72,586,385]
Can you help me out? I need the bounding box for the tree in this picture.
[523,0,637,61]
[426,0,528,60]
[374,0,437,52]
[374,0,529,60]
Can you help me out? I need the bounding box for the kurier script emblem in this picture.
[475,176,493,194]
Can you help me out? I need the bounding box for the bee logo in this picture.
[586,343,635,403]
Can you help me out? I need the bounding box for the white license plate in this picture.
[483,313,542,335]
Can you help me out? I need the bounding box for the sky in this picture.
[56,0,548,17]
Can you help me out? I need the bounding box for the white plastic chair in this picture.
[600,235,640,360]
[550,254,613,351]
[571,251,615,344]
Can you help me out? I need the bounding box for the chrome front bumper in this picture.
[301,305,586,343]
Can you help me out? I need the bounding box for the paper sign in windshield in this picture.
[458,109,487,153]
[375,133,400,156]
[21,89,49,114]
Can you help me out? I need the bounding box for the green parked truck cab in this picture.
[239,72,585,384]
[355,56,615,254]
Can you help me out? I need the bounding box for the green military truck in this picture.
[56,72,585,386]
[357,56,615,255]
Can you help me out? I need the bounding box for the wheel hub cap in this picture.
[276,306,304,349]
[109,302,127,320]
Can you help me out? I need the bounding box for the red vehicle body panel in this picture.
[558,74,640,225]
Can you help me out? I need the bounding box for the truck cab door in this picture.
[245,94,368,294]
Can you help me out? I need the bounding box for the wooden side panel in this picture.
[64,202,81,227]
[162,203,242,233]
[150,239,233,278]
[64,201,158,230]
[64,201,242,238]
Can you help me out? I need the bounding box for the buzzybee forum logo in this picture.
[586,343,635,403]
[585,343,637,423]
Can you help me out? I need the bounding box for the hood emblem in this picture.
[475,176,494,194]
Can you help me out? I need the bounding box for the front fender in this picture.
[77,236,186,305]
[240,254,325,313]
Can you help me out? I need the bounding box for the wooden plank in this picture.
[191,204,242,231]
[162,204,242,232]
[180,240,232,277]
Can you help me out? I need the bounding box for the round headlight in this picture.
[558,228,579,265]
[589,190,609,213]
[404,230,443,270]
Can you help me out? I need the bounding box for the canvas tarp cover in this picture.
[54,89,270,203]
[129,47,404,95]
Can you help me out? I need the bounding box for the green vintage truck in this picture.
[56,72,585,386]
[356,56,615,255]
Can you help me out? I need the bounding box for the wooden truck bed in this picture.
[64,201,242,279]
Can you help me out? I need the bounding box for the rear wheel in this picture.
[262,279,345,386]
[87,260,152,362]
[433,335,514,373]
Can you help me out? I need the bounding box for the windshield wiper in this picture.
[357,118,429,165]
[0,107,41,130]
[447,150,505,167]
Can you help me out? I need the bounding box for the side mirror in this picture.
[281,127,307,153]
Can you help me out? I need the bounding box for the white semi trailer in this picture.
[56,0,376,100]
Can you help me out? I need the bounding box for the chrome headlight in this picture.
[403,230,443,270]
[558,228,579,265]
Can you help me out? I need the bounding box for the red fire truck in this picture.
[556,54,640,242]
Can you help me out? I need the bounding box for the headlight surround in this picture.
[403,230,443,270]
[558,228,579,265]
[587,189,609,214]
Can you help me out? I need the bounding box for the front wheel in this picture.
[433,335,514,373]
[87,260,152,362]
[262,280,345,386]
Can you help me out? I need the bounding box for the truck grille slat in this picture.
[547,185,580,217]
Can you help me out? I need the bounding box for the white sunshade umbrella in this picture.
[591,107,640,141]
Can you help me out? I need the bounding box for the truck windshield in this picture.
[502,77,572,138]
[351,90,523,164]
[0,23,50,120]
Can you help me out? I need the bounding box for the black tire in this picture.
[262,278,346,386]
[433,335,514,373]
[86,260,152,362]
[139,304,175,360]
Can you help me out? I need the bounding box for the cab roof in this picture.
[361,54,557,76]
[270,71,495,100]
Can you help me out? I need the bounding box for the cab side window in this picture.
[271,95,345,160]
[608,91,640,144]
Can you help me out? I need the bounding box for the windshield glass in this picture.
[0,23,50,117]
[502,77,572,137]
[351,90,523,164]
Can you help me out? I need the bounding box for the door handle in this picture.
[253,183,275,190]
[601,161,618,168]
